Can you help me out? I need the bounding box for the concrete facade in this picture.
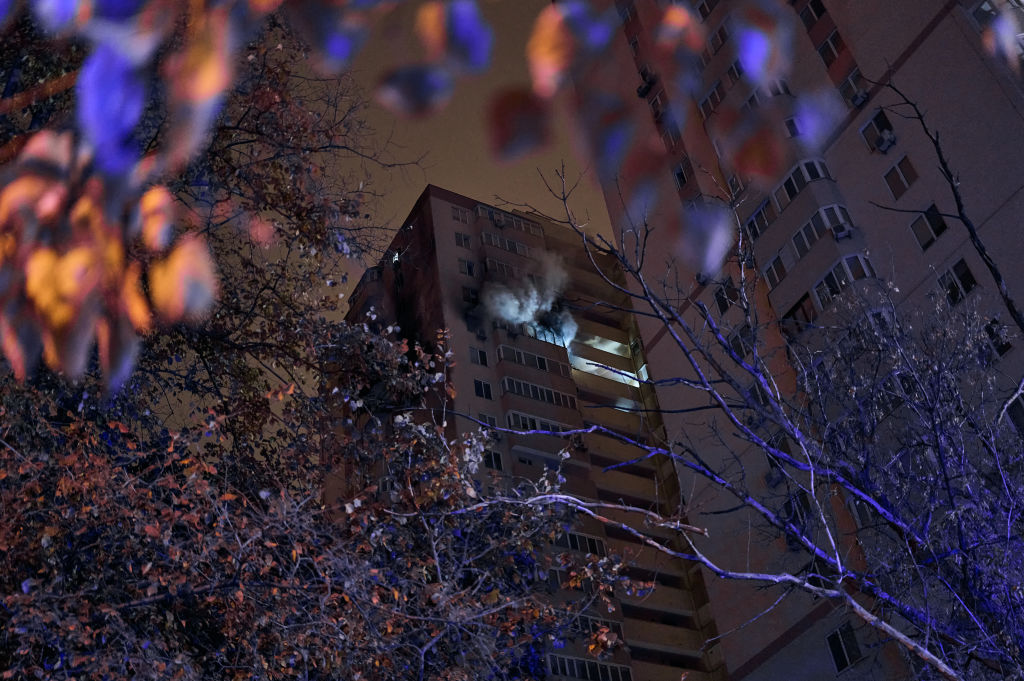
[589,0,1024,679]
[347,185,730,681]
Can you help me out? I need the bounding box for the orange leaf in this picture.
[143,524,161,538]
[149,234,218,323]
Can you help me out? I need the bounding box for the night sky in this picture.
[349,0,614,240]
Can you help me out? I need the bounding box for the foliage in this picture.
[0,322,625,680]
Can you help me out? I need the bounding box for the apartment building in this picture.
[345,184,729,681]
[582,0,1024,679]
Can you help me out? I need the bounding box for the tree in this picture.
[0,319,640,680]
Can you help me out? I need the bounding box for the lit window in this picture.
[817,30,845,67]
[884,156,918,200]
[938,258,978,305]
[909,204,948,250]
[827,622,863,672]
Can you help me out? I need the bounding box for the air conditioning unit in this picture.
[831,223,854,241]
[851,90,869,107]
[875,128,896,152]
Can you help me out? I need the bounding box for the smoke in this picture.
[481,251,577,347]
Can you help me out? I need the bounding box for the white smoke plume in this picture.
[481,251,578,347]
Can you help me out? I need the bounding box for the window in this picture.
[462,286,479,305]
[507,411,570,433]
[743,87,765,111]
[474,379,492,400]
[768,79,791,96]
[799,0,826,29]
[482,231,530,257]
[784,117,800,137]
[617,0,635,23]
[662,120,681,149]
[884,156,918,199]
[458,258,476,276]
[455,232,471,248]
[861,110,895,151]
[502,376,577,409]
[1008,394,1024,433]
[699,81,726,119]
[909,204,948,250]
[451,205,470,223]
[764,256,787,289]
[483,449,503,471]
[547,654,633,681]
[781,293,818,337]
[939,258,978,305]
[727,59,743,84]
[695,0,718,20]
[793,205,852,258]
[709,20,730,53]
[838,67,868,107]
[813,255,876,309]
[469,347,487,366]
[649,90,665,122]
[555,532,607,556]
[478,412,497,428]
[817,30,845,67]
[827,622,863,672]
[673,158,693,189]
[744,200,777,241]
[715,277,740,314]
[729,323,754,358]
[985,319,1013,357]
[773,160,830,212]
[728,174,744,198]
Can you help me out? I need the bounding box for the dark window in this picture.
[455,232,472,248]
[939,259,977,305]
[474,380,492,400]
[827,622,863,672]
[483,450,502,470]
[884,156,918,199]
[910,204,948,250]
[817,30,845,67]
[861,110,894,151]
[986,320,1013,357]
[799,0,826,29]
[715,278,740,314]
[470,347,487,366]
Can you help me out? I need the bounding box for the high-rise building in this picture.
[345,184,729,681]
[584,1,1024,680]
